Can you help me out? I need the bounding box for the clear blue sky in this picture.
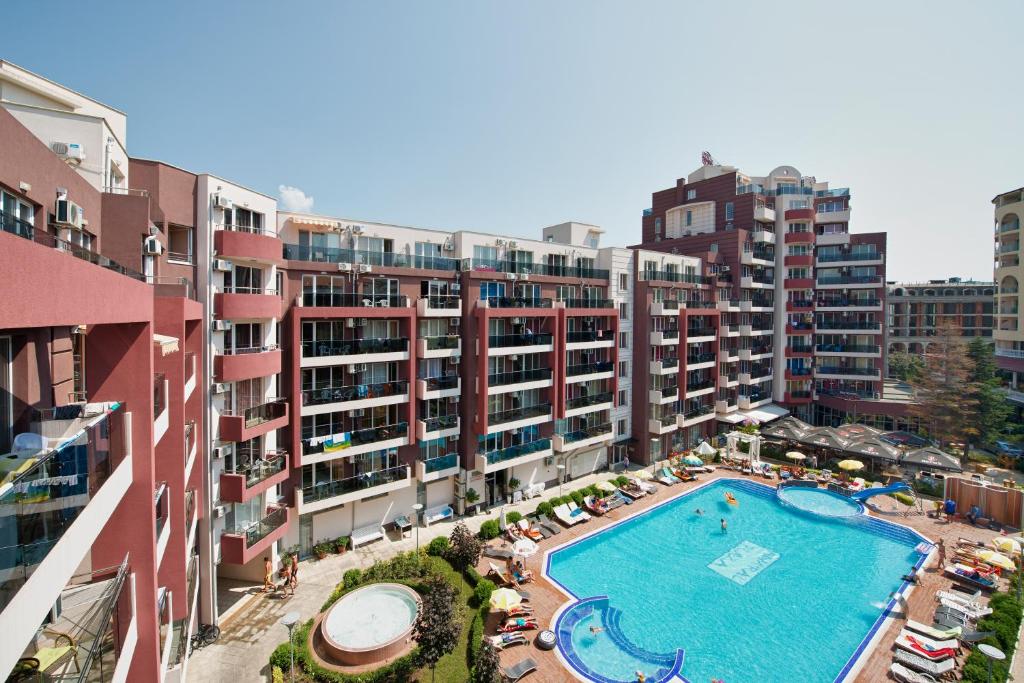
[6,1,1021,281]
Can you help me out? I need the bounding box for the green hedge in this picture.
[472,578,496,608]
[505,511,523,525]
[959,587,1024,682]
[426,536,450,557]
[466,605,490,669]
[535,501,554,518]
[270,621,418,683]
[478,519,500,539]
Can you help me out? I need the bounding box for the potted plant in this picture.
[465,488,480,515]
[313,540,333,560]
[335,536,350,554]
[507,477,521,502]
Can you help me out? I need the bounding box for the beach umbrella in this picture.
[696,441,717,457]
[635,469,653,480]
[976,550,1015,571]
[683,455,704,467]
[489,588,523,611]
[499,508,508,532]
[596,481,617,493]
[512,538,538,558]
[992,537,1022,555]
[837,459,865,471]
[786,451,806,461]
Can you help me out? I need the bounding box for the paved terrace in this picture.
[189,468,1009,682]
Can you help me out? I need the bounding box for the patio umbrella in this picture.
[975,549,1015,571]
[837,459,864,471]
[512,538,538,558]
[696,441,717,457]
[489,587,523,611]
[635,469,653,480]
[786,451,806,461]
[992,537,1022,555]
[684,455,704,467]
[596,481,617,493]
[499,508,508,532]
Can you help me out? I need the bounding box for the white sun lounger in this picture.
[890,662,939,683]
[553,504,583,526]
[631,477,658,494]
[893,650,956,677]
[905,620,961,641]
[936,590,986,613]
[894,630,957,661]
[939,597,991,619]
[567,501,592,522]
[351,523,385,549]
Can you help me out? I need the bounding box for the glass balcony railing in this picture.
[423,453,458,474]
[224,505,288,547]
[816,252,880,263]
[304,422,408,455]
[815,344,880,354]
[225,399,288,429]
[423,335,460,351]
[488,333,554,348]
[683,405,715,420]
[560,424,613,444]
[484,296,553,308]
[789,343,814,353]
[302,380,408,406]
[686,379,715,392]
[421,294,461,309]
[421,415,459,432]
[301,337,409,358]
[481,439,552,465]
[567,392,614,409]
[654,414,676,427]
[816,366,879,376]
[227,453,289,488]
[786,367,813,376]
[301,292,409,307]
[302,466,410,503]
[566,361,614,376]
[0,404,127,612]
[814,320,882,331]
[787,390,813,399]
[561,298,614,308]
[687,352,716,364]
[815,188,850,198]
[471,259,610,280]
[488,404,552,426]
[566,330,613,343]
[816,297,881,307]
[816,275,882,285]
[489,368,553,386]
[656,328,680,339]
[687,327,716,337]
[421,375,459,391]
[639,270,712,285]
[283,244,460,271]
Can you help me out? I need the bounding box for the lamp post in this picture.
[557,464,565,497]
[978,643,1005,683]
[279,611,300,681]
[412,503,423,555]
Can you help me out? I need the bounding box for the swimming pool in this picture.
[545,479,929,683]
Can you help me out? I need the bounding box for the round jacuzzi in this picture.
[777,486,863,519]
[318,583,421,666]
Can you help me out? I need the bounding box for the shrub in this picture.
[343,568,362,590]
[467,606,486,667]
[535,501,554,518]
[313,540,334,558]
[270,620,418,682]
[272,666,284,683]
[472,577,496,608]
[505,511,523,525]
[426,536,450,557]
[569,490,584,506]
[547,496,563,507]
[335,536,350,552]
[472,639,502,683]
[414,575,462,676]
[478,519,501,540]
[614,476,629,487]
[447,522,483,570]
[892,492,915,506]
[465,565,482,586]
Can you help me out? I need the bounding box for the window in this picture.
[167,225,193,263]
[473,245,498,264]
[619,273,629,291]
[225,207,264,234]
[618,390,628,406]
[654,217,662,234]
[618,360,629,378]
[725,202,734,221]
[686,189,696,200]
[619,331,629,349]
[616,418,627,437]
[618,302,630,320]
[1,189,35,237]
[685,211,693,227]
[226,323,263,353]
[224,265,262,294]
[276,271,284,299]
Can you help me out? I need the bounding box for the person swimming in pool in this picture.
[720,518,728,532]
[589,625,604,634]
[694,508,704,516]
[635,672,646,683]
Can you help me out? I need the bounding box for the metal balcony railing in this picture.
[815,344,880,354]
[302,292,409,308]
[283,244,460,271]
[484,296,553,308]
[481,439,552,465]
[423,453,458,474]
[301,337,409,357]
[421,294,461,309]
[566,330,613,343]
[224,506,289,547]
[566,361,614,376]
[566,392,614,410]
[560,424,613,444]
[302,465,411,503]
[421,415,459,432]
[222,398,288,428]
[421,375,459,391]
[489,368,553,386]
[488,403,552,425]
[488,333,554,348]
[471,259,610,280]
[561,298,615,308]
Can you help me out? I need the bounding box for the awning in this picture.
[716,403,789,425]
[761,416,814,441]
[288,216,339,228]
[843,437,901,462]
[152,334,179,356]
[901,447,963,473]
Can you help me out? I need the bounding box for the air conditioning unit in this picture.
[143,236,163,255]
[449,318,459,327]
[51,141,85,162]
[358,264,372,274]
[448,434,459,442]
[512,318,522,325]
[442,239,455,252]
[509,354,519,361]
[212,320,232,332]
[451,283,461,292]
[508,241,518,249]
[348,408,365,418]
[338,263,352,272]
[213,259,232,272]
[214,194,232,209]
[505,273,517,281]
[519,273,530,281]
[348,364,366,373]
[55,198,84,228]
[346,318,356,328]
[212,382,229,393]
[377,299,391,308]
[212,505,227,519]
[213,445,231,459]
[362,298,374,307]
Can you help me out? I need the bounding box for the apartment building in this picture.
[994,187,1024,389]
[638,162,887,426]
[886,278,995,369]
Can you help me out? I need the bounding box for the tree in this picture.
[472,640,502,683]
[889,352,925,382]
[445,522,482,572]
[966,337,1012,446]
[413,575,462,681]
[908,321,980,460]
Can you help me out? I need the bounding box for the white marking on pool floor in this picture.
[707,540,779,586]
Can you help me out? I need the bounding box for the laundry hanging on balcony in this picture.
[308,432,352,452]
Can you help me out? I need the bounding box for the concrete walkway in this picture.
[186,468,623,682]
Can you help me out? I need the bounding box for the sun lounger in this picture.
[932,608,970,630]
[423,504,453,526]
[632,477,658,494]
[487,562,519,587]
[537,514,562,535]
[567,501,592,522]
[583,495,608,515]
[945,563,997,590]
[894,630,957,661]
[528,518,552,539]
[619,482,646,499]
[657,467,681,485]
[890,662,939,683]
[939,597,991,619]
[517,519,544,541]
[351,523,385,549]
[893,650,956,677]
[905,620,961,641]
[501,657,538,682]
[499,617,538,633]
[613,490,633,505]
[553,504,582,526]
[484,546,514,560]
[603,493,626,510]
[936,590,986,612]
[488,633,529,650]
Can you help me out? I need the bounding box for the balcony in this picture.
[784,277,814,289]
[788,343,814,356]
[814,343,881,357]
[686,327,716,342]
[816,251,883,266]
[722,372,739,387]
[649,385,679,405]
[685,378,716,397]
[219,453,290,504]
[566,361,614,383]
[741,275,774,289]
[301,292,410,308]
[815,297,882,311]
[783,254,813,268]
[678,405,715,428]
[816,207,851,223]
[283,244,460,270]
[565,392,614,417]
[647,358,679,374]
[298,466,412,514]
[488,368,554,394]
[718,298,740,311]
[742,248,775,266]
[553,424,614,452]
[303,422,409,462]
[740,298,774,311]
[215,346,282,382]
[785,208,816,222]
[417,295,462,317]
[0,405,131,616]
[479,296,553,309]
[650,329,680,346]
[784,231,815,244]
[649,415,679,435]
[784,391,813,403]
[418,375,461,399]
[487,333,554,356]
[301,337,410,366]
[214,290,281,320]
[418,453,460,483]
[639,270,712,285]
[751,229,775,244]
[559,298,615,309]
[716,397,738,413]
[786,299,814,312]
[784,367,813,380]
[816,275,883,288]
[815,366,881,380]
[487,403,552,434]
[221,505,292,565]
[650,300,681,316]
[472,259,610,280]
[786,323,814,335]
[565,329,615,351]
[300,380,410,414]
[816,230,850,246]
[738,394,772,410]
[219,399,289,442]
[474,439,553,474]
[418,335,461,358]
[753,204,776,222]
[686,352,717,369]
[214,227,281,264]
[417,415,460,440]
[814,320,882,333]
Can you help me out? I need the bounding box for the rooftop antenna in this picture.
[701,151,717,166]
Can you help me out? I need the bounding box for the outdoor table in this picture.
[393,514,412,538]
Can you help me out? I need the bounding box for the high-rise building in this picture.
[994,187,1023,388]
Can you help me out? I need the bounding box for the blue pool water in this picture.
[546,479,925,683]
